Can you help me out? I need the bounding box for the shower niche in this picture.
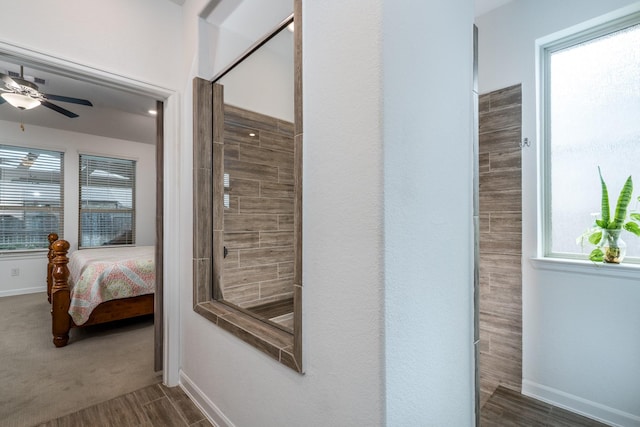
[193,3,302,372]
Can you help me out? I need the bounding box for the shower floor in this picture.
[248,298,294,330]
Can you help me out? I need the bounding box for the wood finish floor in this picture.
[35,382,608,426]
[249,297,294,319]
[249,297,294,330]
[34,384,211,427]
[481,386,609,427]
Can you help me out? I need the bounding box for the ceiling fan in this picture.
[0,65,93,118]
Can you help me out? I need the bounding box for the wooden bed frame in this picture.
[46,233,154,347]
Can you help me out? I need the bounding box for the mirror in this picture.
[213,20,295,333]
[192,1,302,372]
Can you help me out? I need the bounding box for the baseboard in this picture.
[0,286,45,298]
[522,380,640,427]
[179,370,235,427]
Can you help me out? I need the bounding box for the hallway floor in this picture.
[34,384,211,427]
[481,386,609,426]
[35,382,610,426]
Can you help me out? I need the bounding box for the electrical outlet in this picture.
[10,268,19,277]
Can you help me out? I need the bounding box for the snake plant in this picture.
[577,167,640,263]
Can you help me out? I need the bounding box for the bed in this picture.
[46,233,155,347]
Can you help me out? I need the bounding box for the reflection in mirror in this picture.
[213,20,295,332]
[193,1,301,371]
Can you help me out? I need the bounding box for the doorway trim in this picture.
[0,40,181,386]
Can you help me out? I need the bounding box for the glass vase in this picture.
[601,229,626,264]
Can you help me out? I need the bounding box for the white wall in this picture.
[0,120,156,297]
[384,0,475,425]
[477,1,640,425]
[0,0,182,91]
[180,1,387,425]
[179,0,476,426]
[198,1,294,122]
[218,30,294,122]
[0,1,478,425]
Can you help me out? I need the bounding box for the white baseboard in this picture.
[0,286,45,298]
[179,370,235,427]
[522,380,640,427]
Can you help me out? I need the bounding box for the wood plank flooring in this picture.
[249,297,294,319]
[35,384,212,427]
[36,381,609,426]
[481,386,609,426]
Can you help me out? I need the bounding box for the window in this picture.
[0,145,64,251]
[542,14,640,260]
[79,154,136,247]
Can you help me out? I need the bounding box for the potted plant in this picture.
[578,167,640,263]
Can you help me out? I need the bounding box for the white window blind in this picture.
[79,154,136,247]
[0,145,64,251]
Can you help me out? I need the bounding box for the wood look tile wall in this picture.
[478,84,522,407]
[222,104,295,308]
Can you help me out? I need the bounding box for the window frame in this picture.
[78,153,136,248]
[0,144,64,253]
[540,11,640,261]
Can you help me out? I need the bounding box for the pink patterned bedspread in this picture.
[68,246,155,325]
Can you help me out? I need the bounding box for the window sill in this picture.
[530,257,640,280]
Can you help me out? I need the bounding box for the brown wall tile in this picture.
[224,232,259,249]
[239,247,294,267]
[224,264,279,287]
[479,85,522,399]
[225,159,279,182]
[229,178,260,197]
[221,104,295,308]
[278,262,294,278]
[239,197,294,215]
[261,182,294,198]
[261,131,294,152]
[479,105,521,135]
[239,145,293,168]
[479,127,521,154]
[490,84,522,110]
[278,215,293,230]
[490,150,521,171]
[260,231,294,248]
[224,214,279,232]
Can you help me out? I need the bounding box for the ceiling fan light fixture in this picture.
[1,93,41,110]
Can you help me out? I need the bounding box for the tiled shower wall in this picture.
[222,104,295,308]
[478,84,522,406]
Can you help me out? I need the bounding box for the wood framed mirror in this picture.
[192,1,302,373]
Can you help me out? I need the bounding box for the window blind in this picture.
[0,145,64,251]
[79,154,136,247]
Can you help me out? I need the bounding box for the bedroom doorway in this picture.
[0,44,172,373]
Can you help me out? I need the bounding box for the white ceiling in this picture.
[475,0,515,17]
[0,57,157,145]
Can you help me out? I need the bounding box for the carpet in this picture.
[0,292,161,427]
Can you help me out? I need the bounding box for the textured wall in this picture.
[478,84,522,406]
[222,104,295,308]
[383,0,475,424]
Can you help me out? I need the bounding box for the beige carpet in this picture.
[0,292,161,427]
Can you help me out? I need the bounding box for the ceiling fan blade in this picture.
[0,73,18,88]
[41,100,79,118]
[44,94,93,106]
